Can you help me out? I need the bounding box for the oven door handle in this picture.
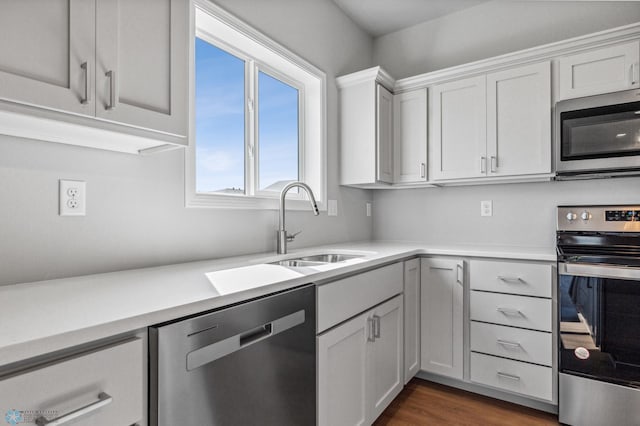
[559,262,640,280]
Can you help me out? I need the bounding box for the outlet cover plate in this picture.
[328,199,338,216]
[59,180,86,216]
[480,200,493,217]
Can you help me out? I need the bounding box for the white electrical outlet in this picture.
[480,200,493,217]
[366,202,372,217]
[59,180,86,216]
[328,199,338,216]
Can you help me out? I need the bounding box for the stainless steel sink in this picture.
[297,254,364,263]
[270,253,364,267]
[270,259,326,267]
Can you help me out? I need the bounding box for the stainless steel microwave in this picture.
[555,89,640,179]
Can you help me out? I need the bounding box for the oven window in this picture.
[560,274,640,386]
[561,101,640,161]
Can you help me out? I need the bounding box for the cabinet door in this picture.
[318,312,369,426]
[430,76,486,180]
[95,0,188,138]
[394,89,427,183]
[558,41,640,100]
[0,0,95,115]
[376,84,394,183]
[369,295,404,422]
[403,258,421,383]
[0,339,143,426]
[486,62,551,177]
[421,258,464,380]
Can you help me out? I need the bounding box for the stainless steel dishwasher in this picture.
[149,284,316,426]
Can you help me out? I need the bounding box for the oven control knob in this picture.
[566,212,577,221]
[581,211,591,221]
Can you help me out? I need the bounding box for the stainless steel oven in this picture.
[557,205,640,425]
[555,89,640,179]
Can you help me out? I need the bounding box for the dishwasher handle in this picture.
[240,323,273,347]
[186,310,305,371]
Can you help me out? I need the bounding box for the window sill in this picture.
[186,191,326,211]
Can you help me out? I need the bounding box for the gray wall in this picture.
[374,1,640,79]
[0,0,374,286]
[372,2,640,250]
[373,177,640,250]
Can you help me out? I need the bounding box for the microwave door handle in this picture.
[559,262,640,281]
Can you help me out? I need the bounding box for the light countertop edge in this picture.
[0,241,556,366]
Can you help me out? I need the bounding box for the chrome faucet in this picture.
[277,181,319,254]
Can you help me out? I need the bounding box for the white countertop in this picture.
[0,241,555,366]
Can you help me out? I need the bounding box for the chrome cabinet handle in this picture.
[497,339,522,349]
[632,63,638,85]
[498,275,525,283]
[497,372,521,381]
[367,317,376,342]
[373,315,381,339]
[490,156,497,173]
[35,392,112,425]
[456,262,464,285]
[480,156,486,173]
[105,70,116,110]
[496,307,524,317]
[80,62,90,104]
[420,162,426,179]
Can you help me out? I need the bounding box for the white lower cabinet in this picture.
[318,295,403,426]
[403,258,421,383]
[420,258,464,380]
[0,338,143,426]
[469,259,556,403]
[470,353,553,402]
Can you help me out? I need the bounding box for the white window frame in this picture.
[186,0,326,210]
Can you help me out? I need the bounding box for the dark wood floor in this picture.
[374,378,559,426]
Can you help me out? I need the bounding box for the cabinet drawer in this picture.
[318,263,403,333]
[470,259,552,298]
[0,339,143,426]
[470,291,552,332]
[470,321,552,366]
[470,352,552,401]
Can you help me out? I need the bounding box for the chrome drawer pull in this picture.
[497,372,521,381]
[80,61,90,104]
[367,317,376,342]
[373,315,381,339]
[496,307,524,317]
[105,70,117,110]
[497,339,522,349]
[497,275,525,283]
[35,392,112,425]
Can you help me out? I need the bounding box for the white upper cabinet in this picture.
[0,0,188,153]
[95,0,188,137]
[394,89,427,183]
[0,0,96,115]
[430,76,487,181]
[486,61,551,177]
[377,85,394,183]
[338,67,395,186]
[558,40,640,100]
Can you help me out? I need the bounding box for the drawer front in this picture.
[470,321,552,366]
[470,352,553,401]
[470,259,552,298]
[0,339,143,426]
[318,262,403,333]
[470,291,552,332]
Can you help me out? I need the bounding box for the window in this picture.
[187,1,326,209]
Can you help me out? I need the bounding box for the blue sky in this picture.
[195,38,298,193]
